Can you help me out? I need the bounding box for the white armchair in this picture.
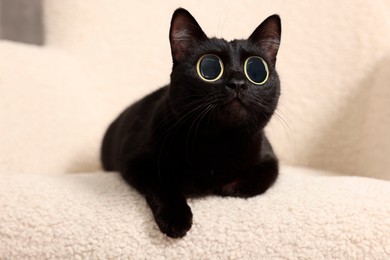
[1,1,390,258]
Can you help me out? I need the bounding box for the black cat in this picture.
[101,8,281,238]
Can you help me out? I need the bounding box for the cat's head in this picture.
[168,8,281,130]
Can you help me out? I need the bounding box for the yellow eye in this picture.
[244,56,269,85]
[196,54,224,82]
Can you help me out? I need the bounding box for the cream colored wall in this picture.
[43,1,390,179]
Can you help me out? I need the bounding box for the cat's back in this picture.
[101,86,168,170]
[127,86,167,116]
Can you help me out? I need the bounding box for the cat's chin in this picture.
[216,99,251,127]
[228,99,247,115]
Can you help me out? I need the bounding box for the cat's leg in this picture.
[145,186,193,238]
[219,158,278,198]
[121,158,193,238]
[218,137,279,198]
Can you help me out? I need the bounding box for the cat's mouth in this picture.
[225,96,248,117]
[230,98,243,108]
[216,97,249,126]
[229,97,247,109]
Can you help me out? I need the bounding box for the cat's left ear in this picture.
[249,15,281,62]
[169,8,207,63]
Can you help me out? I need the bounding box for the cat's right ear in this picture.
[169,8,207,63]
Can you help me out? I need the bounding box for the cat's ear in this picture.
[169,8,207,63]
[249,15,281,62]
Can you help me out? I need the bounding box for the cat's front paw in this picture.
[154,203,193,238]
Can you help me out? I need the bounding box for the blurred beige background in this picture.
[1,0,390,179]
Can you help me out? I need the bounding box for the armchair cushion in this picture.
[1,165,389,259]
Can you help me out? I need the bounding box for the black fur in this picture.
[101,8,281,238]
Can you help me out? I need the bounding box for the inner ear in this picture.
[248,15,281,62]
[169,8,207,63]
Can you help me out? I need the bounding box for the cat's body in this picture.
[101,8,281,238]
[102,86,276,196]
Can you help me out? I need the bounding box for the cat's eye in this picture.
[244,56,269,85]
[196,54,224,82]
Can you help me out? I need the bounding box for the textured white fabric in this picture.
[1,165,390,259]
[0,42,106,174]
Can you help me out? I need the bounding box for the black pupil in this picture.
[200,55,221,80]
[246,57,267,83]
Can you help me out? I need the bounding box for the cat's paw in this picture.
[219,160,278,198]
[220,178,269,198]
[154,203,193,238]
[220,179,262,198]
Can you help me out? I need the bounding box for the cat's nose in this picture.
[227,79,246,90]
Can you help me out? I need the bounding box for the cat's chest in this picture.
[169,130,261,171]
